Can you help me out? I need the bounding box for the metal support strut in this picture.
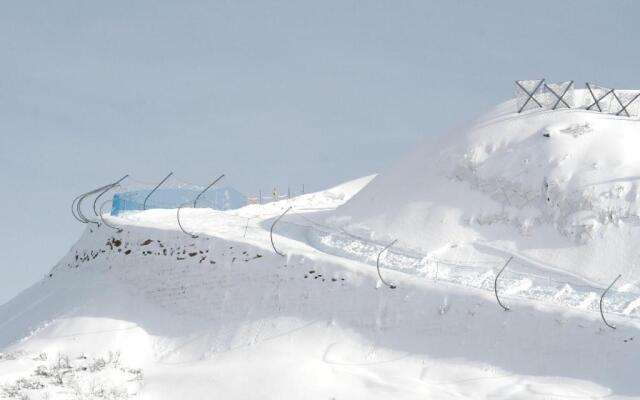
[586,82,614,112]
[71,191,92,223]
[516,79,545,113]
[99,200,123,232]
[376,239,398,289]
[93,174,129,217]
[494,256,513,311]
[177,203,199,238]
[193,174,225,208]
[143,172,173,210]
[544,80,573,110]
[72,183,117,225]
[270,206,292,257]
[600,274,622,330]
[614,91,640,117]
[176,174,226,238]
[77,190,101,225]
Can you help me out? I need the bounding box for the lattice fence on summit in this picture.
[515,79,640,117]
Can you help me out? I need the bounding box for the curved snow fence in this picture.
[111,186,247,216]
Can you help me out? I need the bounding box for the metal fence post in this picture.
[72,185,108,223]
[93,174,129,217]
[72,183,116,225]
[193,174,225,208]
[516,79,545,113]
[143,172,173,210]
[270,206,292,256]
[99,200,123,232]
[243,217,252,238]
[176,203,199,238]
[614,91,640,117]
[76,190,99,225]
[376,239,398,289]
[71,192,88,223]
[585,82,614,112]
[599,274,622,329]
[494,256,513,311]
[544,80,573,110]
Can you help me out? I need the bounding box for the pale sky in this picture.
[1,1,639,304]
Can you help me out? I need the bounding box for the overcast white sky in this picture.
[1,1,639,304]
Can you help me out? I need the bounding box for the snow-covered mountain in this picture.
[2,102,640,399]
[335,94,640,284]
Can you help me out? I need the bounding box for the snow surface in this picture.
[6,103,640,399]
[2,124,640,398]
[335,95,640,285]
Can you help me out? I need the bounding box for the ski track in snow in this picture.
[273,217,640,320]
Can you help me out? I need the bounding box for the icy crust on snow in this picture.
[335,100,640,283]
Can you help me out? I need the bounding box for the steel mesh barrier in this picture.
[110,175,247,216]
[516,80,640,117]
[516,79,545,113]
[541,80,574,110]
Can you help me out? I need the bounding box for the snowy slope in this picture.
[334,95,640,285]
[0,173,639,399]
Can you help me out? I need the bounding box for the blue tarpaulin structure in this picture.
[111,186,247,216]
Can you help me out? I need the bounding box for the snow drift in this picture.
[334,94,640,284]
